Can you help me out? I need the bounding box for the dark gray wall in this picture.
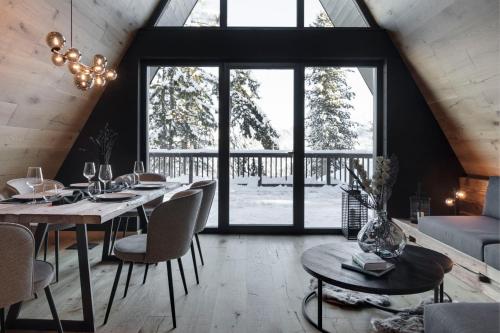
[57,28,464,219]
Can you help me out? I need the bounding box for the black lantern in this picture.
[409,183,431,224]
[342,188,368,239]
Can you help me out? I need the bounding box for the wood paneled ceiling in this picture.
[364,0,500,176]
[0,0,159,194]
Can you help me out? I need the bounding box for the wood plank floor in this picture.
[15,233,494,333]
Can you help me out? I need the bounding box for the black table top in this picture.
[301,244,452,295]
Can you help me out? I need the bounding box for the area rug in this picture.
[371,298,451,333]
[309,278,391,307]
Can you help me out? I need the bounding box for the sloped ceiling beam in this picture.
[364,0,500,176]
[155,0,198,26]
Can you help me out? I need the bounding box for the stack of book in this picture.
[342,252,395,277]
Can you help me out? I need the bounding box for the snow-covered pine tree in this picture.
[230,69,279,150]
[148,67,218,149]
[305,67,358,150]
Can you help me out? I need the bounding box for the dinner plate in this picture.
[12,192,48,200]
[133,184,165,190]
[94,192,139,202]
[70,182,90,189]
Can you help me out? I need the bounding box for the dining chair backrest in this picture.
[145,189,202,263]
[140,173,167,208]
[190,180,217,234]
[114,174,135,187]
[0,223,35,309]
[6,178,64,196]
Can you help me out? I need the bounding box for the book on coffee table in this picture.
[341,261,395,277]
[352,252,392,271]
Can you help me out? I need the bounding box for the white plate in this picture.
[95,193,137,201]
[70,182,90,188]
[13,192,55,200]
[140,181,165,185]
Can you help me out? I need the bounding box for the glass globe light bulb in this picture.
[74,72,94,91]
[92,64,105,75]
[93,54,107,67]
[445,198,455,206]
[455,190,466,200]
[95,75,106,87]
[46,32,66,50]
[51,52,66,66]
[68,61,82,74]
[65,48,81,62]
[104,69,117,81]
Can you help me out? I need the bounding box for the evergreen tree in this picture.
[311,11,334,27]
[305,67,358,150]
[148,68,279,151]
[148,67,218,149]
[230,70,279,150]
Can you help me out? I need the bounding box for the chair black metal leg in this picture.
[166,260,176,329]
[55,230,60,283]
[123,262,134,298]
[177,258,188,295]
[103,261,123,325]
[44,233,48,261]
[191,241,199,284]
[109,218,122,255]
[195,234,204,266]
[143,264,149,285]
[44,286,63,333]
[1,307,5,333]
[122,218,129,237]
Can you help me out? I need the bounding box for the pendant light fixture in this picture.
[46,0,117,91]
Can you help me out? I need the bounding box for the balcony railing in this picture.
[149,149,373,186]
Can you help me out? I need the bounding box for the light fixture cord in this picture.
[70,0,73,47]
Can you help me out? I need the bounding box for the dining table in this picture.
[0,182,182,332]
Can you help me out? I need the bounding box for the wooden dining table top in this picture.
[0,182,183,225]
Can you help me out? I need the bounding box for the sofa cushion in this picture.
[424,302,500,333]
[484,243,500,270]
[483,176,500,219]
[419,216,500,260]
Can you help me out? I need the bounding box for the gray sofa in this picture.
[419,176,500,269]
[425,302,500,333]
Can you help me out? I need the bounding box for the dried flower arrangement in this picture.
[89,123,118,165]
[343,155,399,211]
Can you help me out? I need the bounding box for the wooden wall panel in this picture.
[0,0,159,195]
[365,0,500,177]
[459,176,489,216]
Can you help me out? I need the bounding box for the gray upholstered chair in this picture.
[109,173,167,250]
[0,223,63,333]
[188,180,217,283]
[103,189,203,329]
[6,178,67,282]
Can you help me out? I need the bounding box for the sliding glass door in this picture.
[145,63,378,232]
[228,68,294,226]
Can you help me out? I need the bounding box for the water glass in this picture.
[133,161,145,184]
[87,181,102,199]
[98,164,113,192]
[83,162,96,183]
[26,167,44,204]
[42,182,60,202]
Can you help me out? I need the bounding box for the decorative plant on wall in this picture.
[89,123,118,165]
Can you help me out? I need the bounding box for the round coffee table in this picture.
[301,244,453,332]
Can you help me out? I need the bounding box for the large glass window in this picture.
[304,66,375,228]
[304,0,334,27]
[147,66,219,227]
[228,0,297,27]
[229,69,294,225]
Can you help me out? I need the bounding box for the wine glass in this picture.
[87,181,102,199]
[42,182,60,202]
[133,161,145,185]
[26,167,44,204]
[83,162,96,184]
[98,164,113,192]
